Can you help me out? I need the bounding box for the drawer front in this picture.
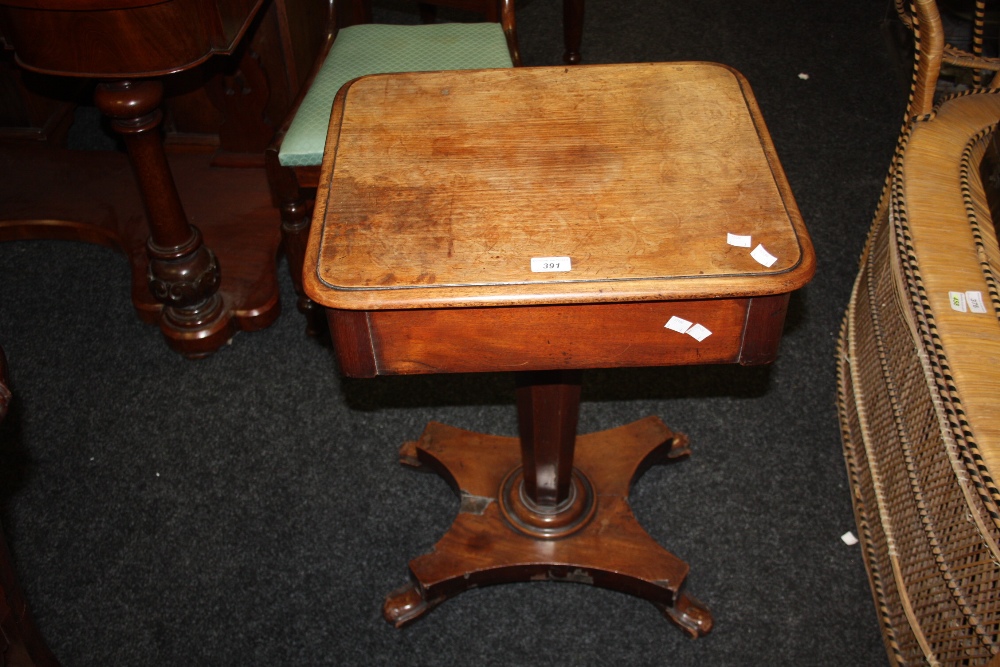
[329,295,788,377]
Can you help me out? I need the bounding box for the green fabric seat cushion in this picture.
[278,22,514,167]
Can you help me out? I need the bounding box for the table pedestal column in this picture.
[94,80,235,357]
[382,371,713,636]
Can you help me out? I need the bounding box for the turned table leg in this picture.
[501,371,594,538]
[382,370,713,636]
[94,80,235,358]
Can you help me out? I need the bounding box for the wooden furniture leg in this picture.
[383,370,713,636]
[264,156,326,336]
[93,80,235,358]
[563,0,584,64]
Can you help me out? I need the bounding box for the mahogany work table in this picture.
[304,63,816,634]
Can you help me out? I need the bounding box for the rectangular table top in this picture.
[304,62,814,311]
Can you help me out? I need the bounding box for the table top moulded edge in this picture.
[303,63,816,313]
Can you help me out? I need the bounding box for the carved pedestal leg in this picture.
[94,80,234,358]
[383,371,714,636]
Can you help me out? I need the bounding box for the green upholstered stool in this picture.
[266,4,520,330]
[279,22,515,168]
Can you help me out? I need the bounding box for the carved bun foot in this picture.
[158,300,237,359]
[147,229,236,358]
[383,581,434,628]
[658,591,714,638]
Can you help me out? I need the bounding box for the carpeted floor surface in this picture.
[0,0,910,664]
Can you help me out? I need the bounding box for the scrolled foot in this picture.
[398,441,422,469]
[665,432,692,460]
[383,582,432,628]
[659,592,713,638]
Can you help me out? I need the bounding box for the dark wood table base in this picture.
[383,416,713,637]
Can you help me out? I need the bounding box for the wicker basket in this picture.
[837,88,1000,666]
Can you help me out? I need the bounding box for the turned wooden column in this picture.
[94,80,235,357]
[501,370,595,539]
[516,370,579,505]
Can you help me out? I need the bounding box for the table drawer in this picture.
[327,294,789,377]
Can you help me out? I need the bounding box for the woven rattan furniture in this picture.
[893,0,1000,97]
[838,2,1000,664]
[838,86,1000,667]
[304,63,815,632]
[265,0,520,330]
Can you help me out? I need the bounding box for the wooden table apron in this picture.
[304,63,815,632]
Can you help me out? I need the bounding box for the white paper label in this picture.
[841,531,859,546]
[530,256,571,272]
[966,290,987,313]
[751,244,778,268]
[664,316,693,334]
[727,233,752,248]
[949,291,968,312]
[686,323,713,341]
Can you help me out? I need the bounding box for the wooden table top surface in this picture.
[304,62,815,311]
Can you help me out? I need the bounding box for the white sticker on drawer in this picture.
[665,317,712,341]
[686,323,713,341]
[664,316,693,334]
[530,256,571,272]
[966,290,988,313]
[949,291,968,312]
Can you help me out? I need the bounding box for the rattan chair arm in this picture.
[943,47,1000,72]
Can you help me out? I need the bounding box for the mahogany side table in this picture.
[303,63,815,635]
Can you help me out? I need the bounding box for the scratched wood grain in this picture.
[305,63,814,310]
